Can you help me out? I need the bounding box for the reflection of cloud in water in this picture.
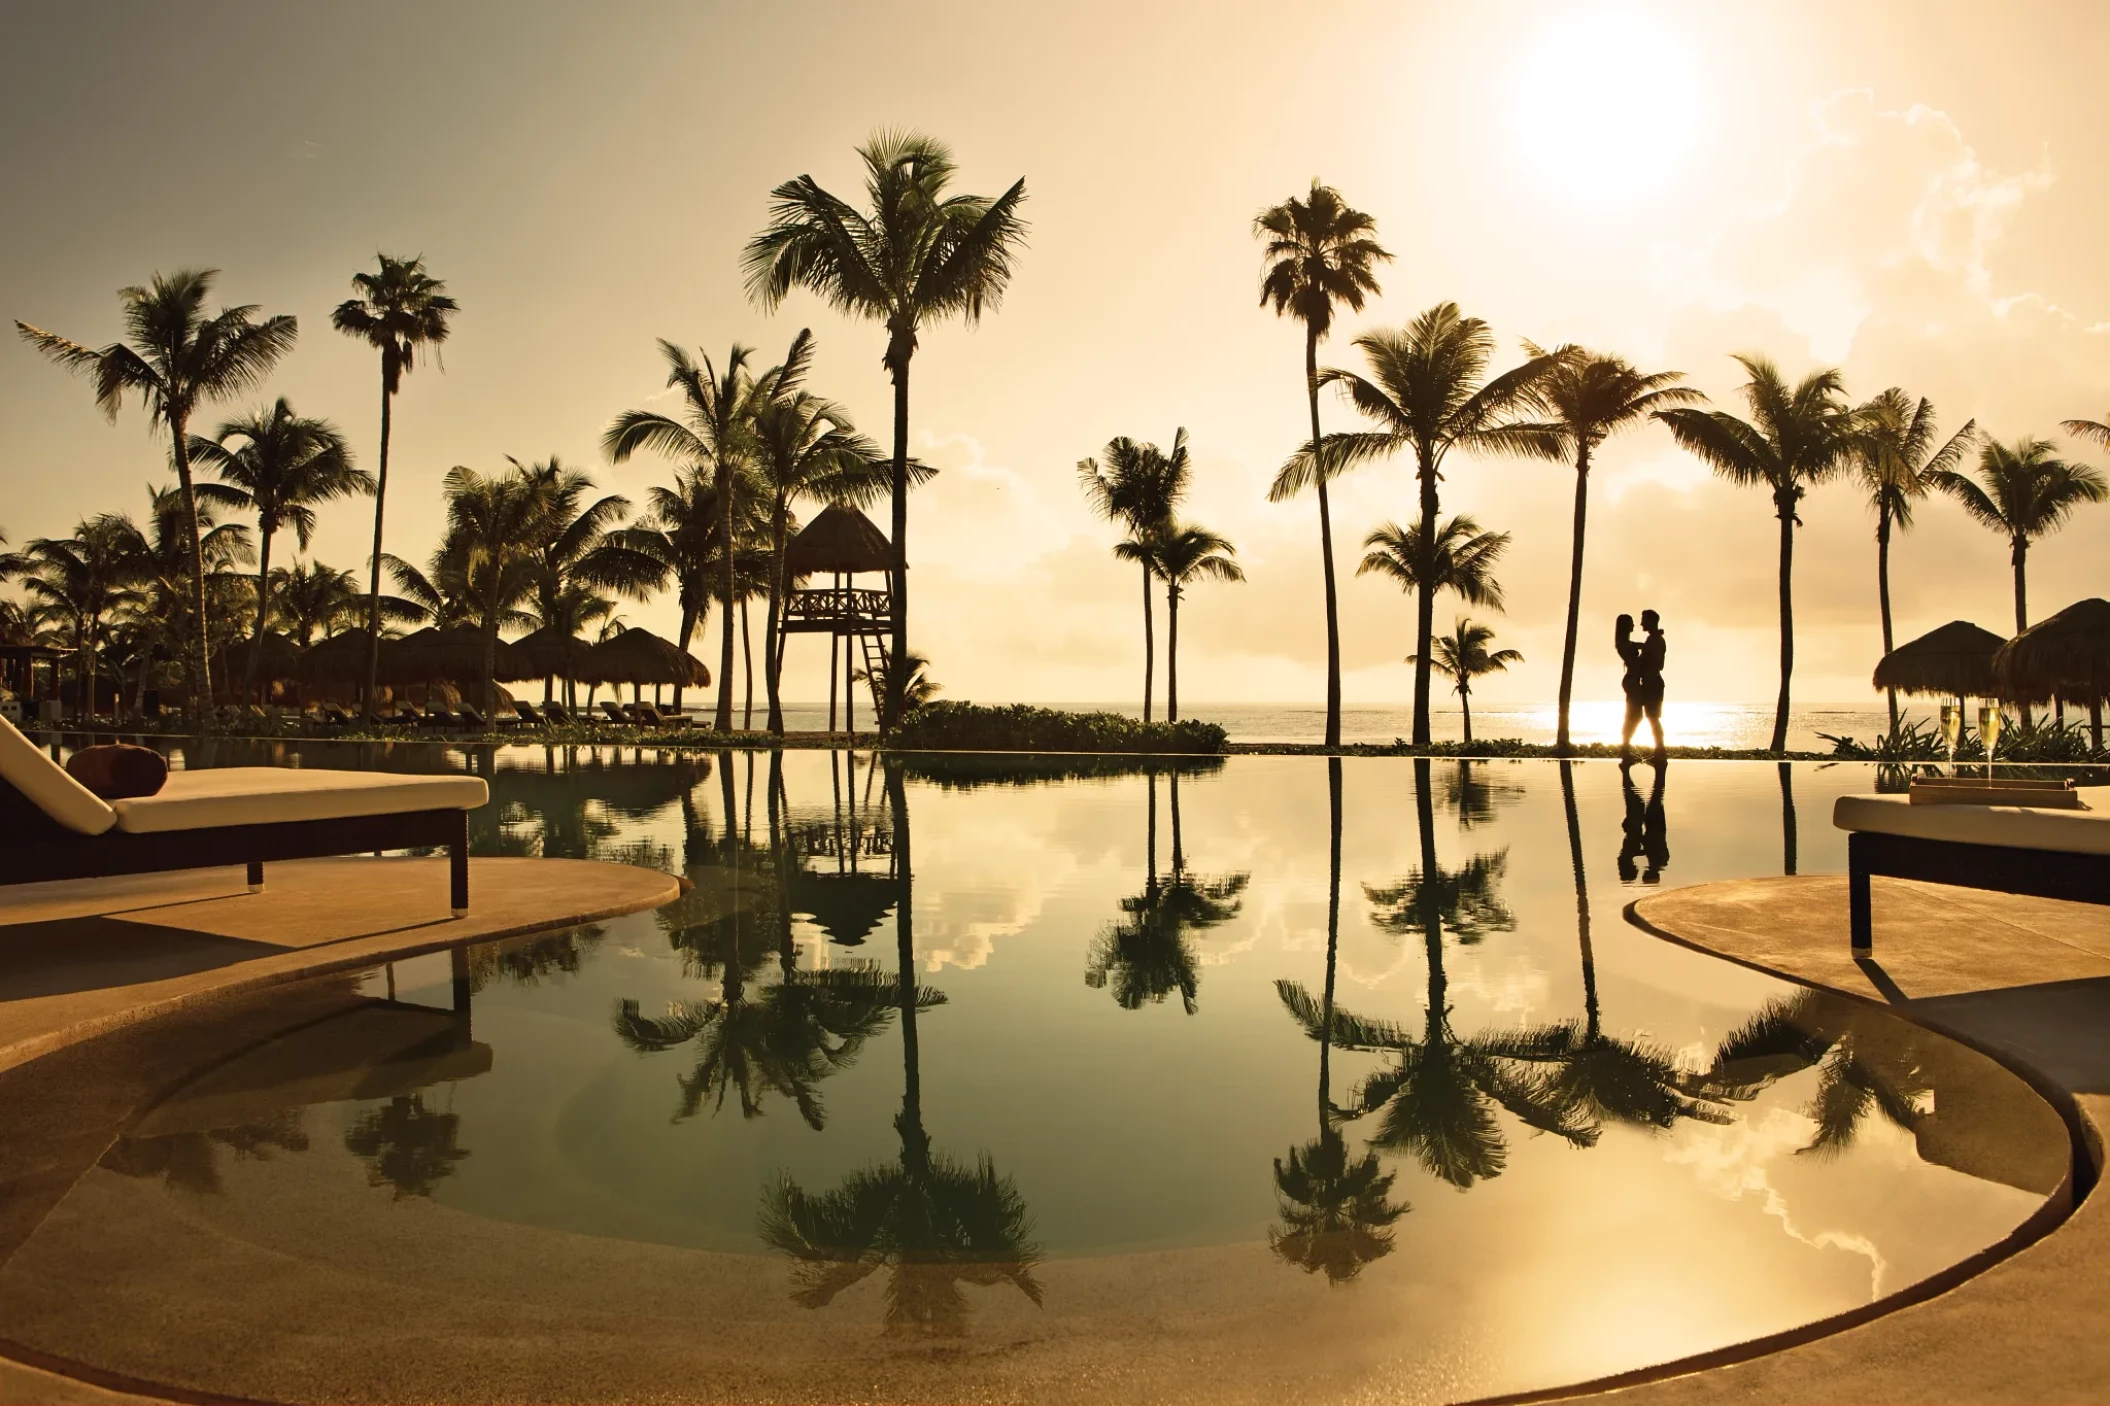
[1449,956,1552,1015]
[1665,1105,1890,1300]
[918,884,1047,972]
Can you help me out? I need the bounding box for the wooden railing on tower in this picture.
[781,587,894,634]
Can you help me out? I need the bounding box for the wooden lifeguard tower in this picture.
[779,505,897,734]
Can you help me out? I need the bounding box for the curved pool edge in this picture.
[1459,878,2110,1406]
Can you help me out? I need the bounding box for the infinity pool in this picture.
[0,748,2071,1404]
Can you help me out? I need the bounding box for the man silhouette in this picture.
[1620,609,1666,759]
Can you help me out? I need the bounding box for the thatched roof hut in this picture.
[297,629,401,685]
[579,628,710,687]
[398,627,533,683]
[1994,598,2110,706]
[1872,621,2006,698]
[785,505,896,577]
[512,625,594,679]
[217,631,303,684]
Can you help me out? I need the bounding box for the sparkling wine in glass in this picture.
[1979,704,2003,780]
[1939,703,1962,770]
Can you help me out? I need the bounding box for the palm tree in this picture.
[1525,349,1700,751]
[16,517,147,716]
[440,464,549,717]
[1151,524,1244,723]
[1357,513,1512,662]
[1269,758,1411,1284]
[854,649,942,716]
[1700,994,1930,1157]
[748,337,891,734]
[744,132,1029,730]
[1409,618,1522,747]
[331,255,458,718]
[343,1093,470,1200]
[187,399,370,702]
[605,341,767,730]
[2064,411,2110,453]
[1078,432,1193,722]
[17,269,297,715]
[1656,356,1858,753]
[1849,390,1978,733]
[1278,306,1567,745]
[1255,183,1393,750]
[1931,436,2107,723]
[115,486,253,711]
[513,454,665,700]
[1087,771,1247,1013]
[270,560,363,646]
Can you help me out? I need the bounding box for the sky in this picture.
[3,0,2107,712]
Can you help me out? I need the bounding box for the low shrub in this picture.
[887,701,1229,755]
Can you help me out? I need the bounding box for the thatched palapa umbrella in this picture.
[785,504,898,577]
[1872,621,2006,704]
[216,631,304,698]
[511,626,594,706]
[298,630,405,706]
[397,627,533,686]
[580,627,710,707]
[1994,598,2110,749]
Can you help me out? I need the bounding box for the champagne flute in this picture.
[1939,702,1962,772]
[1979,704,2003,781]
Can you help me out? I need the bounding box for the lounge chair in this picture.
[0,715,489,914]
[320,704,354,728]
[599,701,633,725]
[1834,788,2110,953]
[456,704,491,732]
[513,701,544,727]
[540,702,573,726]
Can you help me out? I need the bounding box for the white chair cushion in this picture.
[111,768,488,834]
[0,715,116,836]
[1834,791,2110,857]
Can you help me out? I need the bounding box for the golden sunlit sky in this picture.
[4,0,2107,711]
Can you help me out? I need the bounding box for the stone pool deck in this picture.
[0,856,679,1406]
[1601,874,2110,1406]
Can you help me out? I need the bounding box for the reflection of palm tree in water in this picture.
[1327,760,1595,1189]
[344,1093,469,1199]
[616,752,935,1127]
[1085,769,1249,1012]
[1445,758,1524,831]
[1269,758,1408,1282]
[101,1113,310,1196]
[1702,993,1930,1155]
[1518,764,1726,1131]
[760,762,1042,1338]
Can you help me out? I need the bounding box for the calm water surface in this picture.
[0,747,2070,1404]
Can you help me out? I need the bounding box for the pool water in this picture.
[0,749,2072,1404]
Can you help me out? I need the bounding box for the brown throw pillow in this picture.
[64,744,169,800]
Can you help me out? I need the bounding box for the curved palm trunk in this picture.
[741,598,754,730]
[1140,563,1155,725]
[245,523,275,707]
[168,410,212,719]
[1876,508,1898,734]
[1458,675,1473,746]
[887,350,912,733]
[715,460,737,732]
[362,379,393,720]
[481,611,501,722]
[1559,760,1596,1036]
[2012,537,2033,728]
[1412,463,1439,748]
[765,504,788,735]
[673,602,698,713]
[1771,494,1795,755]
[1556,444,1592,752]
[1166,581,1181,723]
[1308,330,1342,752]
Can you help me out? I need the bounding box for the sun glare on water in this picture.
[1510,9,1701,205]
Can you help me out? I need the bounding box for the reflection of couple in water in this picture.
[1615,610,1666,759]
[1618,757,1669,884]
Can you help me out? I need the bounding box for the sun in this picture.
[1510,9,1702,205]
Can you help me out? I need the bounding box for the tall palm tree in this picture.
[612,466,769,714]
[1357,513,1511,667]
[1255,183,1393,750]
[330,256,457,717]
[440,464,550,717]
[1279,306,1567,745]
[605,341,767,730]
[1523,349,1700,751]
[513,455,666,687]
[1931,436,2107,723]
[16,517,147,716]
[1078,431,1193,722]
[271,560,363,646]
[749,338,891,734]
[744,132,1029,730]
[187,398,370,702]
[1656,356,1858,753]
[1151,523,1244,723]
[1409,617,1522,747]
[105,486,252,713]
[1269,758,1411,1284]
[18,270,297,714]
[1849,390,1977,733]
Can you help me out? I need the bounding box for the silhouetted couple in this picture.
[1618,756,1669,885]
[1616,611,1666,760]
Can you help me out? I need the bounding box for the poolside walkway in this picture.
[1612,874,2110,1406]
